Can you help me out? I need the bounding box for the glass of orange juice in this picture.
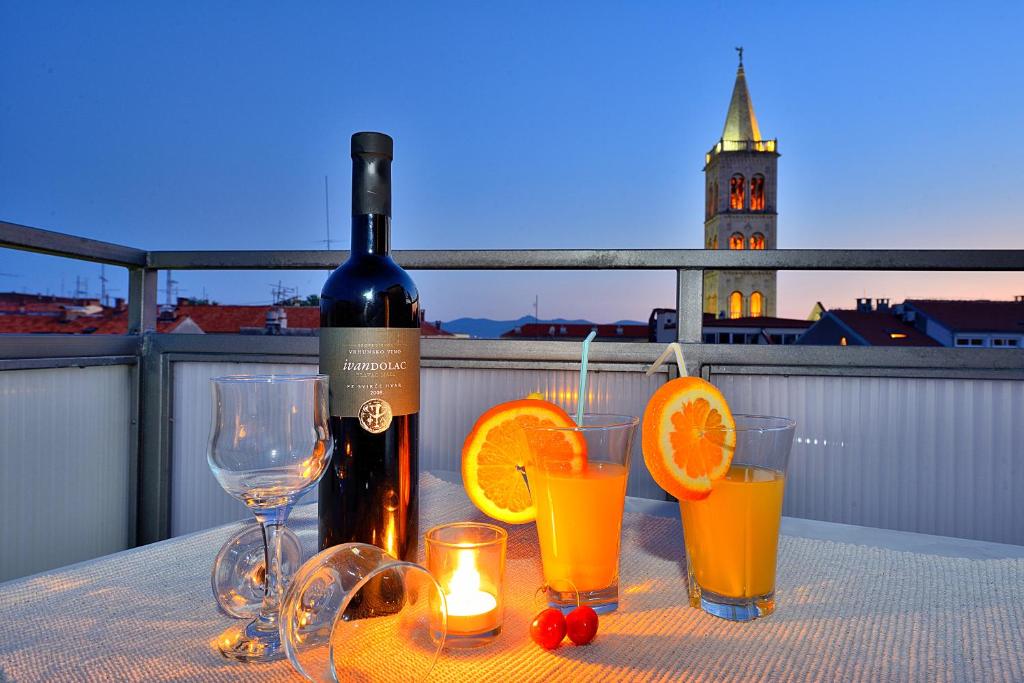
[680,414,795,622]
[525,414,639,614]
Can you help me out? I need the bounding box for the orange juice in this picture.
[530,461,629,591]
[680,464,785,599]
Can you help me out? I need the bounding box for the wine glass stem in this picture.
[252,507,290,633]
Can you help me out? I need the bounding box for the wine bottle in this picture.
[318,131,420,562]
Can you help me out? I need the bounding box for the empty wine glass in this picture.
[207,374,332,662]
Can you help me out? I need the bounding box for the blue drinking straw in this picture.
[576,329,598,425]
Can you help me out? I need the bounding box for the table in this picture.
[1,472,1022,682]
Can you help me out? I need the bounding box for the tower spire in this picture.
[722,50,761,142]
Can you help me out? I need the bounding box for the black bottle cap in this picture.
[351,132,393,160]
[351,132,393,216]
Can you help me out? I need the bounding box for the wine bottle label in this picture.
[319,327,420,432]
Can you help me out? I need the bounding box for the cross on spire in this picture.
[735,46,744,68]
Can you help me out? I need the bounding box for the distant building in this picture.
[501,322,648,342]
[648,308,808,344]
[799,297,1024,348]
[703,51,779,319]
[799,299,938,347]
[0,296,195,333]
[701,315,809,345]
[0,294,454,337]
[900,299,1024,348]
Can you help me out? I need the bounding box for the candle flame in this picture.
[449,549,482,594]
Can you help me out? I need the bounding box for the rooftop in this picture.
[501,322,649,341]
[830,309,940,346]
[905,299,1024,333]
[703,314,810,329]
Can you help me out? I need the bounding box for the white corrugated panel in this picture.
[712,374,1024,546]
[171,362,318,536]
[171,362,668,535]
[0,365,132,582]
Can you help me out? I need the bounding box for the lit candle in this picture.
[426,522,506,647]
[444,548,499,635]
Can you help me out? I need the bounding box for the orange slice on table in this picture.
[642,377,736,501]
[462,399,587,523]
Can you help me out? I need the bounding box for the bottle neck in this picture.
[350,214,391,256]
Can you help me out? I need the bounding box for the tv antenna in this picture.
[74,276,89,300]
[161,270,185,305]
[314,175,336,271]
[98,264,120,307]
[270,281,298,305]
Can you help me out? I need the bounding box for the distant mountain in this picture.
[441,315,645,339]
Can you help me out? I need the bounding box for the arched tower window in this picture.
[712,234,719,250]
[706,184,713,220]
[750,174,765,211]
[713,181,719,213]
[729,233,745,250]
[729,174,745,210]
[729,291,743,319]
[749,232,765,250]
[750,291,764,317]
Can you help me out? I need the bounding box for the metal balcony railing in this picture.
[2,217,1024,579]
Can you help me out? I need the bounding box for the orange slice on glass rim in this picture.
[642,377,736,500]
[462,399,586,523]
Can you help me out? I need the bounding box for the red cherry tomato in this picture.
[530,608,567,650]
[566,606,599,646]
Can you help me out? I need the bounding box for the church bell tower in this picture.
[703,49,779,318]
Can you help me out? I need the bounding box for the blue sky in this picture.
[2,1,1022,321]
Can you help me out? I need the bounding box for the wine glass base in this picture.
[212,620,285,662]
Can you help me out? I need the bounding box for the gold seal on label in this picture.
[358,398,393,434]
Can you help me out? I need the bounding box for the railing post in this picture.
[676,268,703,343]
[136,334,172,544]
[129,265,169,544]
[128,268,158,335]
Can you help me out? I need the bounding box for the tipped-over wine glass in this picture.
[207,374,333,662]
[211,522,304,620]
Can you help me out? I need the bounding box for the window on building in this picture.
[729,174,745,210]
[729,233,745,250]
[706,185,713,220]
[749,232,765,250]
[713,182,719,213]
[750,291,764,317]
[729,291,743,319]
[713,234,719,250]
[750,174,765,211]
[840,336,848,346]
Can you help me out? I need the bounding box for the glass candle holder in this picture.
[425,522,507,648]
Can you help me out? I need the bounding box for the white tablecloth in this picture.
[1,473,1022,682]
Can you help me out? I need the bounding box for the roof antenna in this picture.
[735,46,744,68]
